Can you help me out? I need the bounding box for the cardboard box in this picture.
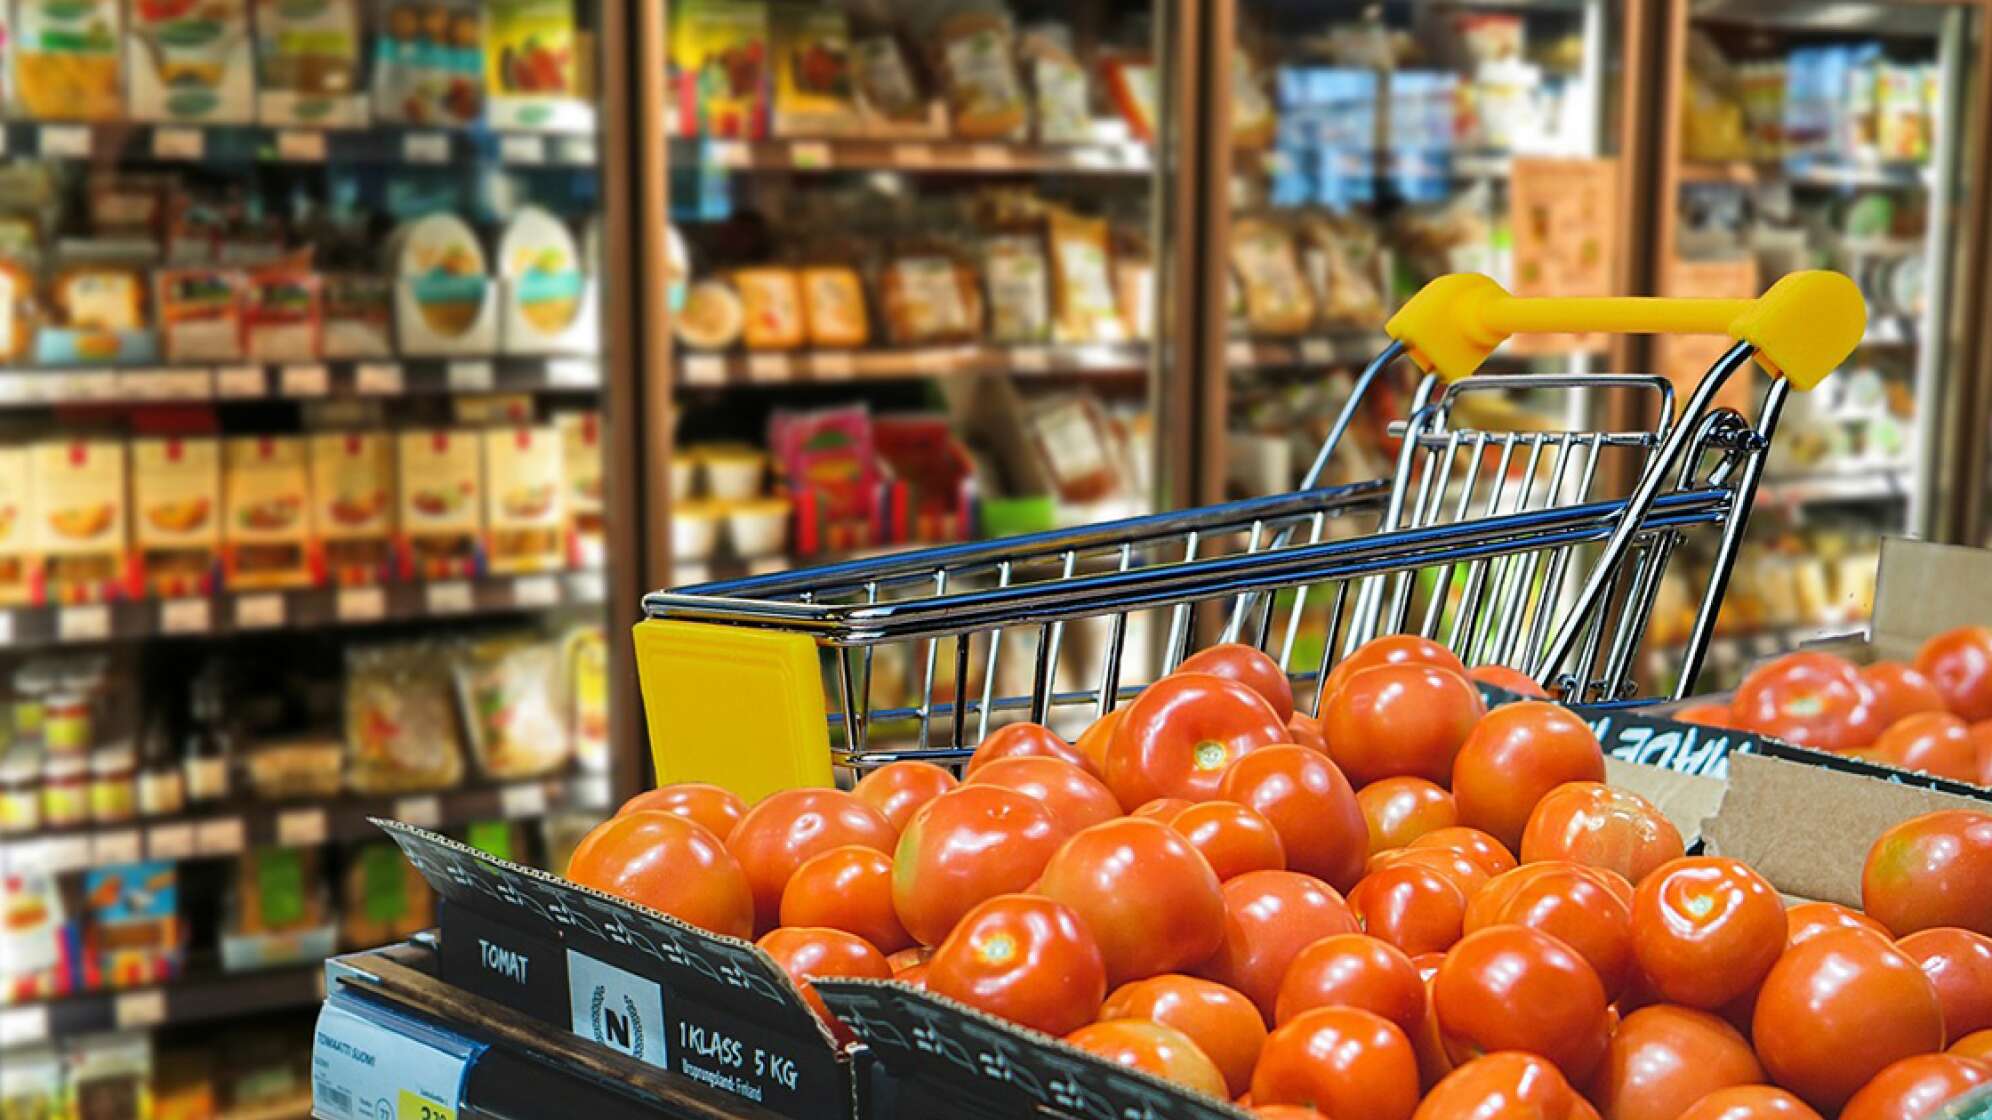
[397,429,482,580]
[132,437,221,598]
[222,436,314,590]
[31,439,130,603]
[308,432,395,586]
[482,425,564,575]
[0,445,31,604]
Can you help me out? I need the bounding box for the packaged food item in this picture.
[668,0,769,138]
[674,277,744,349]
[1047,208,1121,343]
[13,0,122,120]
[0,259,37,362]
[734,266,805,350]
[771,5,857,136]
[556,411,603,568]
[1297,213,1386,326]
[157,269,245,362]
[83,862,181,987]
[242,736,343,800]
[1230,217,1315,334]
[984,233,1049,344]
[308,432,393,586]
[394,213,490,343]
[372,0,484,125]
[0,753,37,835]
[132,437,220,599]
[497,206,585,340]
[850,34,928,127]
[321,274,392,357]
[88,744,135,823]
[564,623,608,772]
[483,425,563,574]
[344,642,465,794]
[31,440,128,605]
[1113,249,1154,341]
[486,0,576,100]
[880,250,982,345]
[242,269,322,361]
[0,863,64,999]
[769,404,875,549]
[67,1034,153,1120]
[1020,25,1088,143]
[0,445,31,605]
[454,633,571,778]
[341,841,436,950]
[254,0,364,125]
[0,1046,62,1120]
[87,176,164,239]
[229,847,326,938]
[930,8,1026,140]
[1231,49,1276,148]
[55,266,144,333]
[222,437,313,590]
[152,1047,215,1120]
[397,429,481,580]
[799,265,867,348]
[127,0,253,122]
[1101,55,1158,141]
[1026,393,1125,504]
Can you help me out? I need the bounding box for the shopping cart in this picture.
[636,271,1865,799]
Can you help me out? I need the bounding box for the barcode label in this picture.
[315,1082,353,1119]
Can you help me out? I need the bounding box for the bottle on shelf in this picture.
[183,674,235,807]
[138,712,186,819]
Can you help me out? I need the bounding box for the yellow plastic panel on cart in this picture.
[632,619,835,802]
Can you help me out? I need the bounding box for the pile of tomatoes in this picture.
[567,636,1992,1120]
[1679,625,1992,787]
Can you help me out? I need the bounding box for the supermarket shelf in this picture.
[677,341,1150,387]
[1679,157,1932,189]
[1756,468,1911,507]
[0,965,324,1053]
[1651,621,1859,663]
[673,135,1153,175]
[0,120,600,167]
[0,569,608,651]
[0,356,600,410]
[1226,332,1393,370]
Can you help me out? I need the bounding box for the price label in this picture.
[425,581,474,615]
[512,575,559,607]
[404,131,449,163]
[45,835,91,873]
[707,140,748,167]
[499,134,545,164]
[118,368,211,400]
[969,143,1009,169]
[565,569,605,604]
[0,1006,49,1047]
[892,143,934,167]
[148,824,196,861]
[554,135,598,165]
[545,358,597,387]
[356,363,404,395]
[196,817,246,856]
[1226,340,1256,366]
[573,773,612,811]
[336,586,386,622]
[216,366,266,397]
[281,364,329,397]
[400,1090,455,1120]
[92,830,143,867]
[161,598,211,634]
[681,354,725,385]
[1299,338,1335,364]
[394,796,442,829]
[312,1002,480,1120]
[278,808,328,847]
[500,783,547,819]
[40,124,90,158]
[114,990,167,1030]
[235,592,286,629]
[277,129,327,161]
[808,352,855,380]
[746,353,791,382]
[58,604,111,642]
[0,610,13,647]
[446,361,495,392]
[153,127,204,159]
[1010,346,1052,373]
[64,371,118,400]
[789,141,832,169]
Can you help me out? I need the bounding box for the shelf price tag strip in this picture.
[312,996,484,1120]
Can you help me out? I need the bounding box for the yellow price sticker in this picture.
[398,1089,455,1120]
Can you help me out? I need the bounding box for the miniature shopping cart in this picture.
[636,272,1866,800]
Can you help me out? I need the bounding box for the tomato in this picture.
[755,927,890,1044]
[925,893,1106,1036]
[1106,673,1287,806]
[1433,925,1611,1083]
[1785,900,1890,947]
[1075,708,1124,776]
[1628,856,1784,1009]
[966,756,1121,834]
[1286,711,1329,754]
[727,788,896,933]
[886,945,930,974]
[1840,1054,1992,1120]
[1730,651,1877,751]
[1411,1052,1583,1120]
[1899,927,1992,1039]
[1218,744,1369,891]
[1369,846,1492,901]
[1406,827,1518,878]
[1450,701,1607,850]
[1323,663,1486,787]
[1102,974,1267,1096]
[1974,721,1992,785]
[1465,861,1633,1000]
[1752,928,1945,1111]
[616,782,747,838]
[1409,964,1452,1090]
[1179,643,1297,722]
[1347,860,1468,957]
[966,721,1089,776]
[1520,782,1684,886]
[1252,1006,1420,1120]
[1357,777,1459,855]
[1037,817,1226,985]
[1952,1030,1992,1062]
[1194,869,1360,1021]
[1875,712,1979,782]
[1064,1019,1229,1098]
[1917,626,1992,721]
[892,785,1068,946]
[1589,1005,1764,1120]
[1275,933,1425,1036]
[1132,797,1194,821]
[567,811,754,938]
[1251,1108,1330,1120]
[1167,801,1286,880]
[1676,703,1735,729]
[779,845,913,954]
[1862,810,1992,936]
[1863,662,1950,728]
[1674,1086,1824,1120]
[1325,635,1470,702]
[894,962,928,989]
[851,761,958,833]
[1469,664,1550,699]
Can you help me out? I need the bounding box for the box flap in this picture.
[1604,757,1726,849]
[1572,704,1762,780]
[1872,537,1992,658]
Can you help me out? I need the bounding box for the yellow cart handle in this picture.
[1384,270,1865,390]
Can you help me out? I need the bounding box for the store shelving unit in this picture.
[1,965,326,1053]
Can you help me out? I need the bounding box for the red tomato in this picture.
[1630,856,1786,1009]
[1102,975,1266,1097]
[1406,826,1518,878]
[894,962,928,989]
[965,721,1089,777]
[1875,712,1979,782]
[1973,721,1992,786]
[1037,817,1226,985]
[1064,1019,1229,1098]
[1450,701,1607,850]
[1465,861,1634,1000]
[1862,810,1992,936]
[1252,1108,1330,1120]
[1251,1006,1420,1120]
[568,811,754,938]
[1347,860,1468,957]
[1132,797,1194,821]
[779,845,912,954]
[1325,635,1470,702]
[1218,744,1369,891]
[1752,928,1946,1111]
[1469,664,1550,698]
[1840,1054,1992,1120]
[1952,1030,1992,1062]
[1369,846,1492,901]
[1520,781,1684,886]
[1863,662,1950,728]
[1275,933,1424,1036]
[1675,703,1735,729]
[1357,777,1459,855]
[1433,925,1611,1083]
[1899,927,1992,1039]
[1167,801,1286,880]
[925,893,1106,1036]
[1075,708,1123,776]
[1411,1052,1583,1120]
[886,945,930,974]
[1675,1086,1824,1120]
[1194,869,1360,1021]
[755,926,890,1044]
[1323,663,1487,787]
[727,788,896,933]
[1286,711,1329,754]
[966,756,1121,834]
[1917,626,1992,721]
[1785,900,1891,947]
[851,761,958,833]
[1105,673,1287,807]
[1409,963,1452,1090]
[616,782,747,839]
[1730,651,1877,751]
[891,785,1068,946]
[1589,1005,1764,1120]
[1179,643,1297,722]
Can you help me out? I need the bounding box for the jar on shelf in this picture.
[12,661,53,746]
[42,753,88,828]
[0,752,40,834]
[43,690,94,755]
[89,745,137,824]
